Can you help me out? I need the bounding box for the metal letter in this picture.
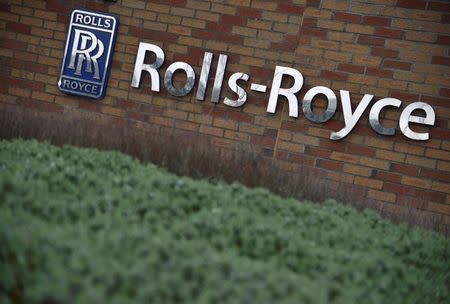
[330,91,373,140]
[302,86,337,123]
[68,29,104,79]
[250,83,267,93]
[131,42,165,92]
[164,62,196,97]
[399,102,435,140]
[369,98,402,136]
[211,54,228,103]
[267,66,304,118]
[224,72,249,107]
[196,52,213,101]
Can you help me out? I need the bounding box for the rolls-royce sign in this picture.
[131,42,436,141]
[58,9,436,141]
[58,9,118,99]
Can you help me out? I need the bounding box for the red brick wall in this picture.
[1,0,449,234]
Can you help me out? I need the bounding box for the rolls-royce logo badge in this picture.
[58,9,118,99]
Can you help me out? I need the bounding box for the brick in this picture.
[427,1,450,11]
[334,12,361,24]
[128,26,178,42]
[428,203,450,216]
[278,3,304,14]
[355,176,383,189]
[292,133,320,146]
[378,79,407,90]
[420,169,450,183]
[171,7,195,18]
[340,43,370,54]
[360,156,390,170]
[363,16,391,26]
[164,109,188,120]
[239,123,264,135]
[366,67,393,78]
[20,16,43,27]
[358,35,385,46]
[186,0,210,11]
[405,155,436,169]
[251,134,276,148]
[397,0,427,9]
[331,152,359,164]
[175,120,199,132]
[371,47,398,58]
[426,148,450,161]
[351,3,383,14]
[195,11,220,22]
[343,164,372,177]
[375,27,404,39]
[214,118,238,130]
[32,91,55,102]
[262,11,287,22]
[338,63,365,74]
[345,24,374,34]
[432,182,450,194]
[224,130,249,141]
[305,146,332,158]
[252,1,277,11]
[237,7,262,19]
[232,26,257,37]
[317,159,343,171]
[406,31,437,42]
[353,55,382,67]
[436,35,450,45]
[401,176,432,189]
[6,21,30,34]
[320,70,347,81]
[322,0,349,11]
[9,87,30,98]
[325,51,352,62]
[102,106,126,117]
[327,171,354,184]
[368,189,396,203]
[376,149,405,162]
[199,125,223,137]
[382,60,411,70]
[317,20,345,31]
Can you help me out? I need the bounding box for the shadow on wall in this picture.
[0,103,446,235]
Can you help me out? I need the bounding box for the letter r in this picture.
[131,42,165,92]
[267,66,303,118]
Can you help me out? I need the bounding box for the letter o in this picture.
[83,15,91,24]
[302,86,337,123]
[164,62,196,97]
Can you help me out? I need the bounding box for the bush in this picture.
[0,139,448,304]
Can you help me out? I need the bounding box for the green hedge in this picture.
[0,139,448,303]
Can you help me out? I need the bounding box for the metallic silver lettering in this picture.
[131,42,165,92]
[250,83,267,93]
[399,102,435,140]
[68,29,104,79]
[369,98,401,136]
[196,52,213,101]
[267,66,303,117]
[330,91,373,140]
[302,86,337,123]
[164,62,196,97]
[224,72,249,107]
[211,54,228,103]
